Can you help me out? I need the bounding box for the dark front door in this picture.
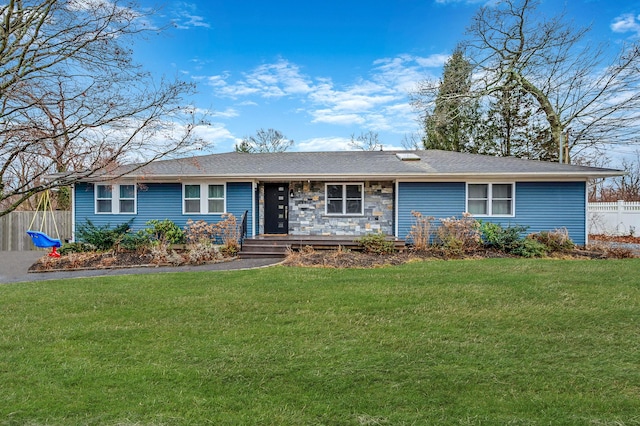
[264,183,289,234]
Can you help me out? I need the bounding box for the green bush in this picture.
[480,222,529,252]
[76,219,133,251]
[58,242,96,255]
[357,233,396,255]
[143,219,185,245]
[119,231,151,252]
[511,238,548,258]
[479,222,547,257]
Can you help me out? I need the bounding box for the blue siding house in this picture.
[72,150,621,246]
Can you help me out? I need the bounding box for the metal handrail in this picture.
[239,210,248,250]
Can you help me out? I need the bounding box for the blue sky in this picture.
[132,0,640,154]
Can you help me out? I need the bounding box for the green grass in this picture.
[1,259,639,425]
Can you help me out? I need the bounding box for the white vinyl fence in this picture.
[588,201,640,237]
[0,211,72,251]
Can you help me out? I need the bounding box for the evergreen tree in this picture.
[423,49,478,152]
[482,80,545,159]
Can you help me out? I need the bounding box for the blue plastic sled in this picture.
[27,230,62,257]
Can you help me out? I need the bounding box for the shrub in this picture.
[184,215,241,258]
[604,246,636,259]
[188,244,221,264]
[528,228,575,253]
[480,222,529,252]
[143,219,185,246]
[118,231,151,253]
[511,238,548,258]
[407,211,434,251]
[435,213,481,256]
[149,244,183,265]
[185,219,217,246]
[215,213,241,255]
[479,222,548,258]
[76,219,133,251]
[357,233,396,255]
[58,242,96,255]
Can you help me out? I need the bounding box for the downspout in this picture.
[584,180,589,246]
[71,183,76,243]
[394,180,399,238]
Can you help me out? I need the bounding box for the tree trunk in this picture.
[510,70,563,161]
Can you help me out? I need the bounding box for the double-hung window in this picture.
[467,183,514,216]
[95,184,136,214]
[183,183,226,214]
[326,183,364,215]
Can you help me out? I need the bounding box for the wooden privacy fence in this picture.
[588,201,640,237]
[0,211,72,251]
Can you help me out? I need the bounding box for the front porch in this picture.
[239,235,406,258]
[257,180,395,236]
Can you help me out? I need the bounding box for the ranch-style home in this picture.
[71,149,621,248]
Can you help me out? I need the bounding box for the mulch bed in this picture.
[280,247,624,269]
[28,250,233,272]
[28,235,637,272]
[589,234,640,244]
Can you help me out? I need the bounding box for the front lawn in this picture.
[1,259,639,425]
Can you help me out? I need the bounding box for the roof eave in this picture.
[82,170,623,182]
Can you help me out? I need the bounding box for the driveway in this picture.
[0,251,282,284]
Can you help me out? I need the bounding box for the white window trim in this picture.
[466,182,515,217]
[95,183,137,215]
[182,183,227,215]
[325,182,365,216]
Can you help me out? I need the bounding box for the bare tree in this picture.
[349,131,382,151]
[463,0,640,162]
[589,151,640,202]
[235,128,293,153]
[400,132,422,150]
[0,0,207,216]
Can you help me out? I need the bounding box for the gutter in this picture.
[74,171,624,183]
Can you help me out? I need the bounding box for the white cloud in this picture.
[297,137,353,151]
[611,13,640,37]
[170,2,210,30]
[372,54,446,93]
[210,108,239,119]
[201,54,438,139]
[67,0,117,11]
[311,110,366,125]
[414,54,450,68]
[65,0,153,30]
[208,59,313,99]
[192,123,239,147]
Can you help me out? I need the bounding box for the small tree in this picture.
[235,128,293,153]
[349,131,383,151]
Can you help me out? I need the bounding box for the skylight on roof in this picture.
[396,152,421,161]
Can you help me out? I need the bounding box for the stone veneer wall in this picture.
[282,180,395,236]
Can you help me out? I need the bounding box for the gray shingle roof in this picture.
[95,150,623,181]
